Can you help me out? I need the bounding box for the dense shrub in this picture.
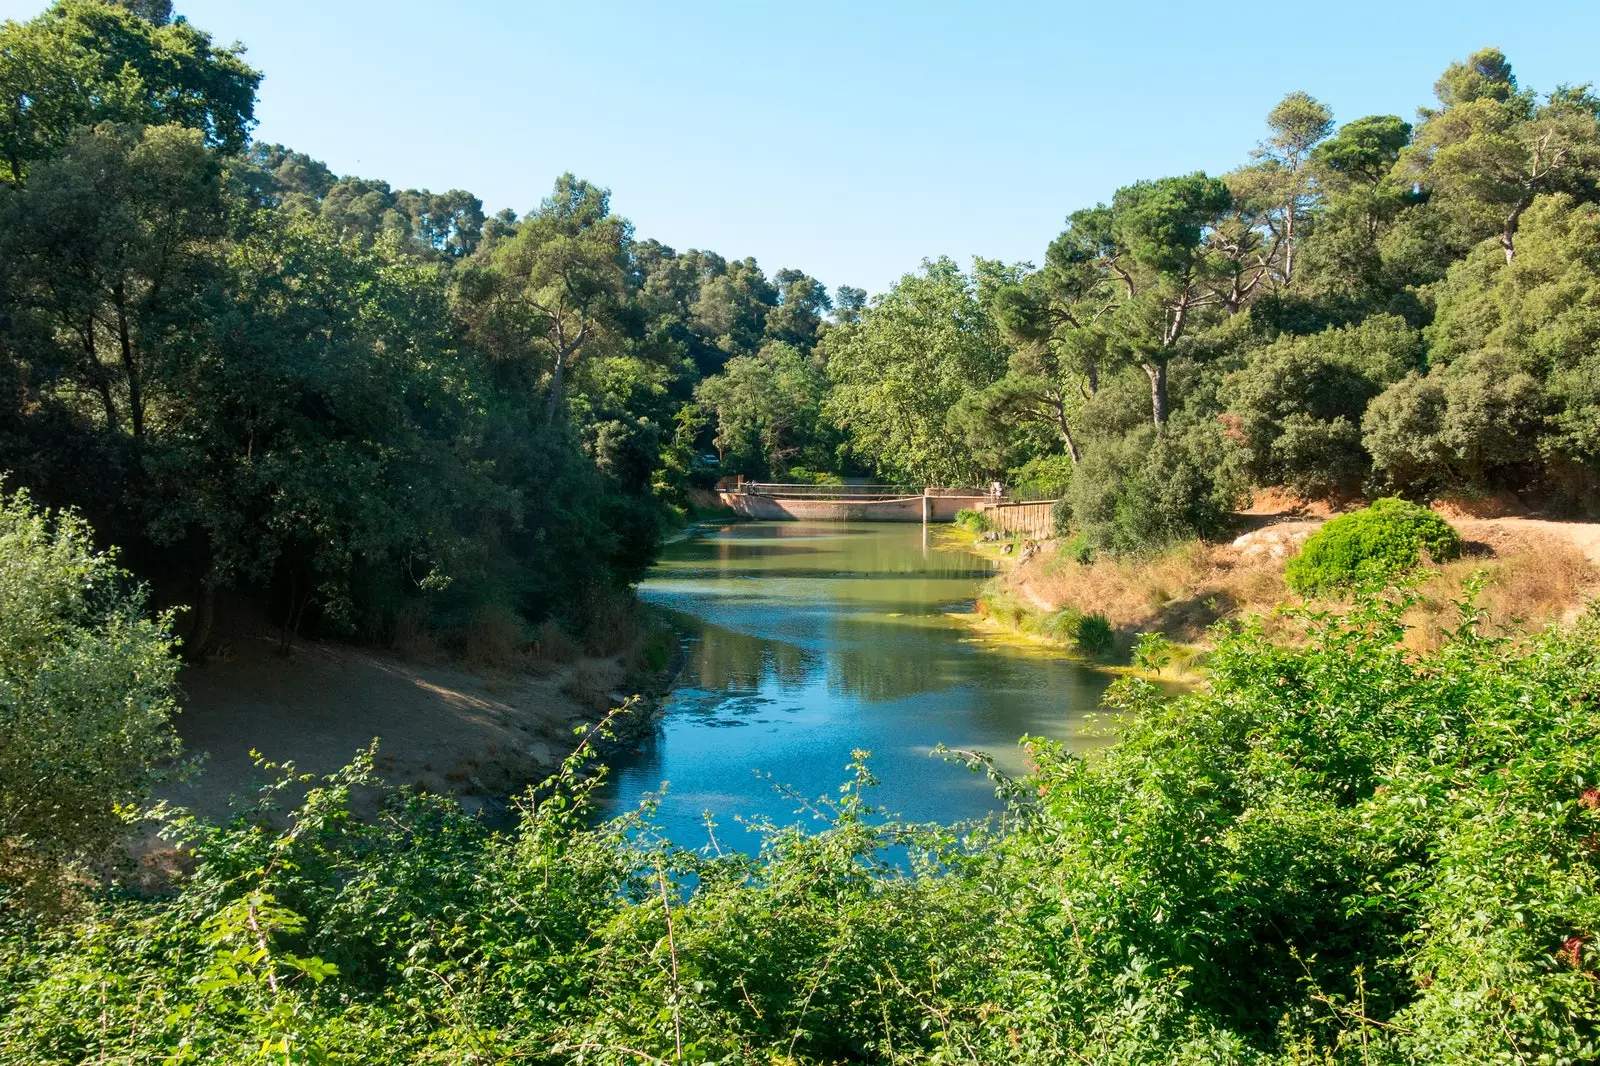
[0,489,179,907]
[1006,453,1075,498]
[1039,606,1114,655]
[1074,611,1114,654]
[5,597,1599,1062]
[953,507,992,533]
[1286,497,1463,595]
[1066,426,1237,557]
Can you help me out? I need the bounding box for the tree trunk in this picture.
[185,582,216,662]
[1052,397,1081,464]
[113,284,143,438]
[1143,361,1169,426]
[543,351,566,425]
[83,327,118,430]
[1502,193,1533,264]
[1283,202,1296,284]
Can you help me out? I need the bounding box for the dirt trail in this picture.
[1232,512,1600,565]
[161,636,622,823]
[1452,517,1600,564]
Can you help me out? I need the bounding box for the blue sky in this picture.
[6,1,1600,297]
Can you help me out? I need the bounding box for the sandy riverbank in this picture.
[154,632,665,826]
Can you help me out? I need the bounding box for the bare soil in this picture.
[159,635,627,823]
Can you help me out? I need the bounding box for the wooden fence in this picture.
[977,500,1058,539]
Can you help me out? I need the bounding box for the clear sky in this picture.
[6,1,1600,297]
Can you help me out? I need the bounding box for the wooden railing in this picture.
[739,482,990,500]
[978,500,1059,539]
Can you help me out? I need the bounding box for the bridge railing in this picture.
[739,482,991,499]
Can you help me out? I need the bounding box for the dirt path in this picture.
[160,636,623,823]
[1452,517,1600,564]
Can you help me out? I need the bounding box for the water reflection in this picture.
[598,522,1113,848]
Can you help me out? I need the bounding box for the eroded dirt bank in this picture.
[158,633,670,825]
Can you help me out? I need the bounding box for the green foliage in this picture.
[1285,497,1464,595]
[1133,631,1175,673]
[1007,452,1075,498]
[1064,424,1240,556]
[1034,606,1113,655]
[9,598,1595,1060]
[825,258,1009,484]
[0,487,178,907]
[694,342,832,478]
[1220,315,1419,496]
[0,0,260,183]
[1073,610,1114,654]
[952,507,991,533]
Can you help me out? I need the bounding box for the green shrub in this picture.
[1285,497,1463,595]
[953,507,992,533]
[1068,425,1240,557]
[0,489,180,908]
[1040,606,1085,642]
[1051,496,1073,539]
[1007,453,1075,498]
[1075,612,1114,655]
[1062,530,1094,565]
[5,597,1600,1062]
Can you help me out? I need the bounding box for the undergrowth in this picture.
[5,596,1600,1063]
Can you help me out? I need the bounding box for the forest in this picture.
[4,0,1600,1063]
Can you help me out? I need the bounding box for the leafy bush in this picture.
[7,597,1596,1062]
[1007,453,1075,498]
[953,507,992,533]
[1286,497,1463,595]
[0,489,179,907]
[1270,413,1368,498]
[1067,426,1237,557]
[1075,611,1114,655]
[1051,496,1074,539]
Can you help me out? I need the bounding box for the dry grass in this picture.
[560,660,616,714]
[1005,526,1596,653]
[462,605,525,670]
[391,602,440,663]
[1010,540,1288,643]
[1404,535,1596,650]
[580,589,641,657]
[529,618,581,673]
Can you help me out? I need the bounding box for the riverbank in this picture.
[977,509,1600,665]
[153,618,680,828]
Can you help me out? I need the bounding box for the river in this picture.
[598,521,1115,848]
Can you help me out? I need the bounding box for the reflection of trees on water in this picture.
[686,620,811,692]
[824,643,944,701]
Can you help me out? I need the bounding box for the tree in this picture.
[692,255,776,358]
[0,122,229,439]
[1219,315,1419,495]
[1228,92,1334,285]
[695,343,829,476]
[825,258,1008,484]
[1053,173,1235,425]
[0,487,178,908]
[0,0,259,184]
[764,268,831,350]
[458,174,629,424]
[1407,49,1600,263]
[831,285,867,325]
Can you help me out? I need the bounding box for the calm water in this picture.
[598,522,1114,847]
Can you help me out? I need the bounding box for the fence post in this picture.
[922,489,930,526]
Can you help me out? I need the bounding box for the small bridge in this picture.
[717,481,1057,532]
